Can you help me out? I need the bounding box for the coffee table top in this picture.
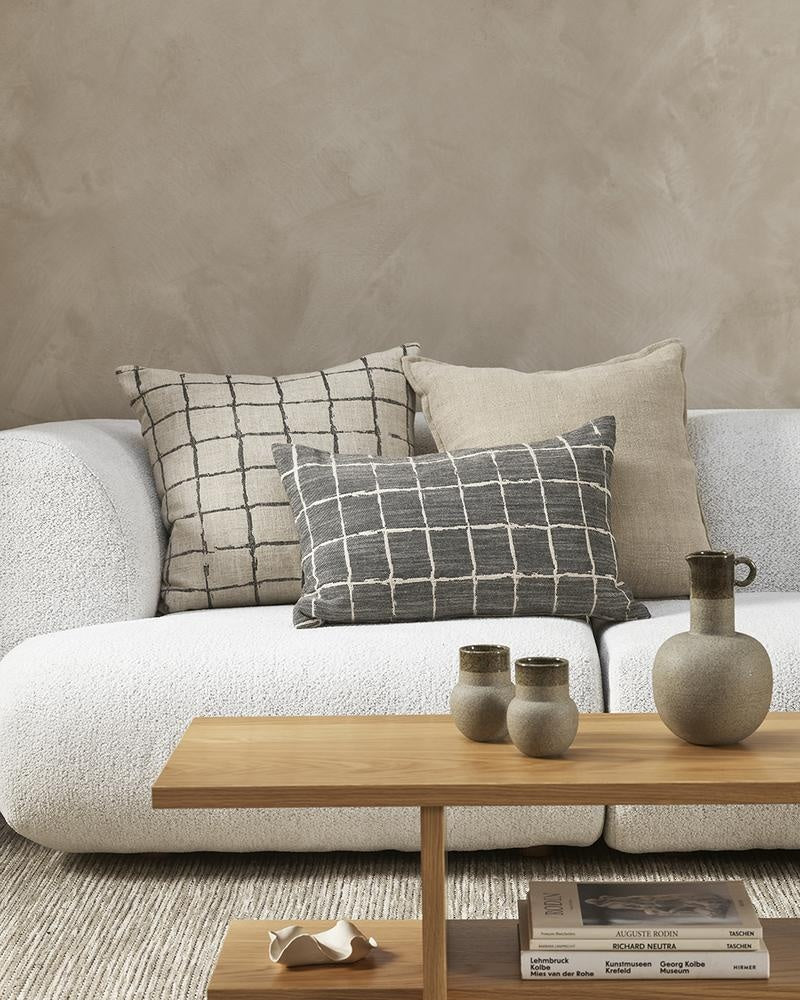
[152,712,800,809]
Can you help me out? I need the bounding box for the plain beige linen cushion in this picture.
[403,340,708,598]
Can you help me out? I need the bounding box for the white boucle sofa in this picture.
[0,410,798,854]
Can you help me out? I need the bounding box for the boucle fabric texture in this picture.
[116,345,418,613]
[600,592,800,852]
[688,409,800,592]
[274,417,648,627]
[0,606,604,853]
[403,340,709,599]
[0,420,165,660]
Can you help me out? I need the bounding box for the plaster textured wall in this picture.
[2,0,799,429]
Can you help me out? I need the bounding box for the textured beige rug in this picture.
[2,819,799,999]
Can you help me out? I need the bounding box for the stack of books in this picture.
[518,880,768,980]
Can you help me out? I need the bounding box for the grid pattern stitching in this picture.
[274,416,649,628]
[117,344,419,613]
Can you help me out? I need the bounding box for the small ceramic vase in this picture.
[449,644,514,742]
[507,657,579,758]
[653,551,772,746]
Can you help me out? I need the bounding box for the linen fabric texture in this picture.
[402,340,709,599]
[116,345,418,613]
[273,416,648,627]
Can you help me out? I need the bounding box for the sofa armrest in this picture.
[0,419,165,658]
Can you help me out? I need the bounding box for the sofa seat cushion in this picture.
[600,592,800,851]
[0,607,603,853]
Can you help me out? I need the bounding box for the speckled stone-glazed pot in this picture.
[449,645,513,742]
[653,551,773,746]
[507,657,579,758]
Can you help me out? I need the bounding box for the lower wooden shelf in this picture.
[207,918,798,999]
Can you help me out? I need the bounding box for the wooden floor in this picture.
[207,918,799,999]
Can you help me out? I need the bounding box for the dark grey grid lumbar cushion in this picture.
[117,344,418,613]
[273,416,649,627]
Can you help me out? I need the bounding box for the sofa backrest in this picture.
[687,410,799,592]
[414,409,799,592]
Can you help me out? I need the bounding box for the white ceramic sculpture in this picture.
[268,919,378,967]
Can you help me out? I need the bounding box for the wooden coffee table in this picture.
[153,712,800,999]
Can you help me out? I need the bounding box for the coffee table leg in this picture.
[420,805,447,1000]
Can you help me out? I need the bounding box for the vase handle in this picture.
[734,556,757,588]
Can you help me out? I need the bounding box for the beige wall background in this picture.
[2,0,799,430]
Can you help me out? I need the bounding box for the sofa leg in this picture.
[517,845,554,858]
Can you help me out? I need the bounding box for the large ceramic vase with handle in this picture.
[653,551,773,746]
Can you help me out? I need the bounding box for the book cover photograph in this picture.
[528,880,762,939]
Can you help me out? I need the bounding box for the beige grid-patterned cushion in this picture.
[117,344,418,613]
